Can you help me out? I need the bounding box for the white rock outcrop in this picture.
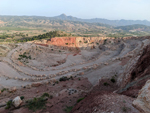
[12,96,22,107]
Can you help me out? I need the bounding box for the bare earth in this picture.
[0,36,150,112]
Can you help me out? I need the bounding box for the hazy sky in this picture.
[0,0,150,21]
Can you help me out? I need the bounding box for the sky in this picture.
[0,0,150,21]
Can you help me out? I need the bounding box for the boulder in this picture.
[9,87,17,93]
[31,82,42,87]
[12,96,22,108]
[133,80,150,113]
[79,72,84,75]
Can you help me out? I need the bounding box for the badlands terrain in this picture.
[0,35,150,113]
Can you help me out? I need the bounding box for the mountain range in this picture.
[53,14,150,26]
[1,14,150,27]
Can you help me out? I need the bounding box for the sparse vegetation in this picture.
[77,97,85,103]
[103,82,109,86]
[84,41,88,43]
[103,39,107,45]
[26,93,49,111]
[5,100,13,109]
[64,106,73,113]
[42,93,50,98]
[122,106,131,112]
[20,96,25,100]
[18,52,31,60]
[16,31,69,42]
[1,88,7,92]
[110,77,116,83]
[59,76,69,81]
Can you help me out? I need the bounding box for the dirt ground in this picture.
[0,36,150,113]
[0,77,92,113]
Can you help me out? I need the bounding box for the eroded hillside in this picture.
[0,36,150,112]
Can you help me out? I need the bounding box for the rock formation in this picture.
[117,42,150,97]
[133,80,150,113]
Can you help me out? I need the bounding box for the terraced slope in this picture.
[0,36,150,89]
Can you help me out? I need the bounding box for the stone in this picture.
[79,72,84,75]
[133,80,150,113]
[36,90,39,93]
[12,96,22,108]
[9,87,17,93]
[31,82,42,87]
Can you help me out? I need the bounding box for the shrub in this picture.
[70,76,73,80]
[1,88,7,92]
[26,95,48,111]
[64,106,73,113]
[59,76,69,81]
[5,100,13,109]
[77,97,84,103]
[20,96,25,100]
[122,106,131,112]
[42,93,49,98]
[110,78,116,83]
[103,82,109,86]
[103,39,107,45]
[122,106,127,112]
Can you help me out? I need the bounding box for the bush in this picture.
[1,88,7,92]
[77,97,84,103]
[59,76,69,81]
[122,106,131,112]
[20,96,25,100]
[103,82,109,86]
[110,78,116,83]
[42,93,49,98]
[26,93,49,111]
[5,100,13,109]
[64,106,73,113]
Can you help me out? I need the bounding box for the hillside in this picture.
[0,35,150,113]
[116,24,150,31]
[54,14,150,26]
[0,15,150,39]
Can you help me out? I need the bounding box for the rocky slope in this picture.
[117,43,150,98]
[1,36,150,112]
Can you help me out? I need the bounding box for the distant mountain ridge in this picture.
[53,14,150,26]
[0,14,150,27]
